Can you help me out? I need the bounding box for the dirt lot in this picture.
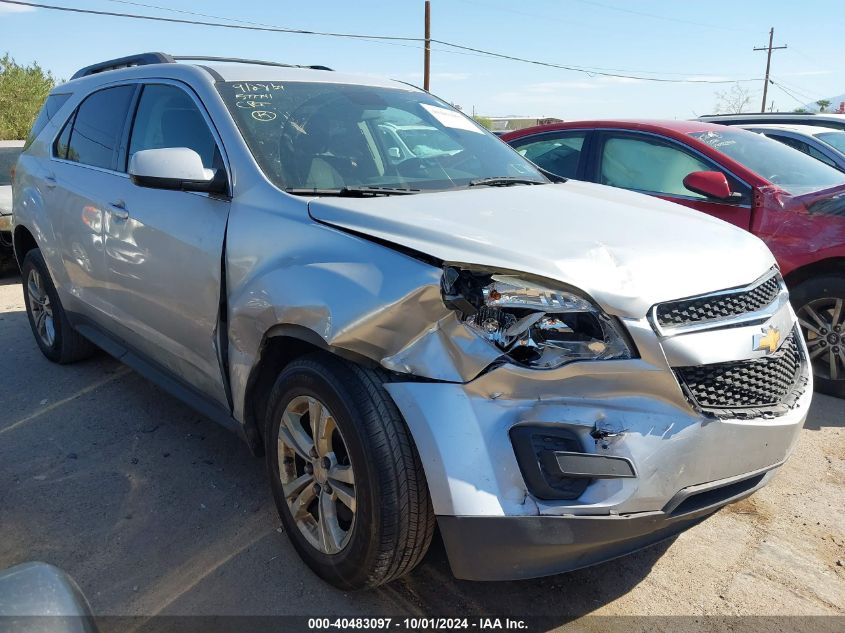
[0,270,843,628]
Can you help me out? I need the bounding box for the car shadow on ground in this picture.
[802,393,844,430]
[0,271,20,286]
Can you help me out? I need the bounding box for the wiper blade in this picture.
[284,186,421,197]
[340,186,421,196]
[468,177,545,187]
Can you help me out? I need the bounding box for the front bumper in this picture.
[438,465,775,581]
[383,305,810,580]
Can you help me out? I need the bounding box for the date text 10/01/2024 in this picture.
[307,618,529,630]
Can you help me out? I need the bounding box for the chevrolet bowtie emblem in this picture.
[753,325,781,354]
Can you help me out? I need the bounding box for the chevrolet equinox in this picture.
[12,53,811,588]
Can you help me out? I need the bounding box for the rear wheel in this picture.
[21,249,96,364]
[792,275,845,398]
[265,353,434,589]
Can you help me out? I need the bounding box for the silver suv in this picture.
[13,53,811,588]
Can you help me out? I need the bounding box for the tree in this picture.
[472,115,493,130]
[793,107,809,113]
[714,83,755,114]
[816,99,831,113]
[0,53,56,140]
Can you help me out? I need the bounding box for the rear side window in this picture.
[24,93,71,150]
[128,84,217,169]
[54,114,74,160]
[65,85,135,170]
[511,132,586,179]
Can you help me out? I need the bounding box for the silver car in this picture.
[12,53,811,588]
[739,123,845,172]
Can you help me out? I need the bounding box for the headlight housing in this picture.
[441,266,633,369]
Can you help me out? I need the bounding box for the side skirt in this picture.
[69,312,248,443]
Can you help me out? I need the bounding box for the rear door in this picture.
[586,130,753,230]
[507,130,591,180]
[103,81,231,407]
[48,84,138,324]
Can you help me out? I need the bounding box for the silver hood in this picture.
[308,180,775,318]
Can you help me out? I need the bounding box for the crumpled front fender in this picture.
[226,208,502,423]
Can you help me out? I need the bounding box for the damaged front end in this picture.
[439,265,633,369]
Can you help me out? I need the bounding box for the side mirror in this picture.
[682,170,733,200]
[128,148,227,194]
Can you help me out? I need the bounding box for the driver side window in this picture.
[600,134,713,198]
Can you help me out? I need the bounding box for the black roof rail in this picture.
[71,53,333,81]
[71,52,175,80]
[173,56,333,71]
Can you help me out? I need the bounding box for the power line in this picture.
[431,39,759,83]
[768,80,810,109]
[0,0,421,42]
[0,0,762,84]
[570,0,757,34]
[770,77,817,103]
[105,0,755,79]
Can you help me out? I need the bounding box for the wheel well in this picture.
[13,226,37,268]
[243,330,382,456]
[243,336,322,456]
[784,258,845,288]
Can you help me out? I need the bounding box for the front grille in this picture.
[656,273,782,328]
[675,330,807,418]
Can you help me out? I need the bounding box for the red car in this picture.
[503,120,845,397]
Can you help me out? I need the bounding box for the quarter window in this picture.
[512,132,586,178]
[25,93,71,150]
[128,84,217,169]
[600,135,713,198]
[66,86,135,170]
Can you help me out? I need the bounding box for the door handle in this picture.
[108,200,129,221]
[44,173,57,189]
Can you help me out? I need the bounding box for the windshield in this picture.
[816,131,845,156]
[0,148,22,187]
[217,81,545,192]
[690,129,845,194]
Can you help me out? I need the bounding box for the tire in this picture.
[791,275,845,398]
[264,352,435,589]
[21,249,97,364]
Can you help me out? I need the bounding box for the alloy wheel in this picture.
[798,297,845,381]
[277,395,356,555]
[27,268,55,348]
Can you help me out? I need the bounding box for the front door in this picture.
[592,131,753,230]
[103,82,231,407]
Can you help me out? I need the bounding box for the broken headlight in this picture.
[441,266,632,369]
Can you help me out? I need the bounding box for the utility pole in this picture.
[754,27,787,113]
[423,0,431,91]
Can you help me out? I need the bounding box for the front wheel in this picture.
[265,353,435,589]
[792,275,845,398]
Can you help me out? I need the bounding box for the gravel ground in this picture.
[0,271,843,628]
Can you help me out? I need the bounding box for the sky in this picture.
[1,0,843,119]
